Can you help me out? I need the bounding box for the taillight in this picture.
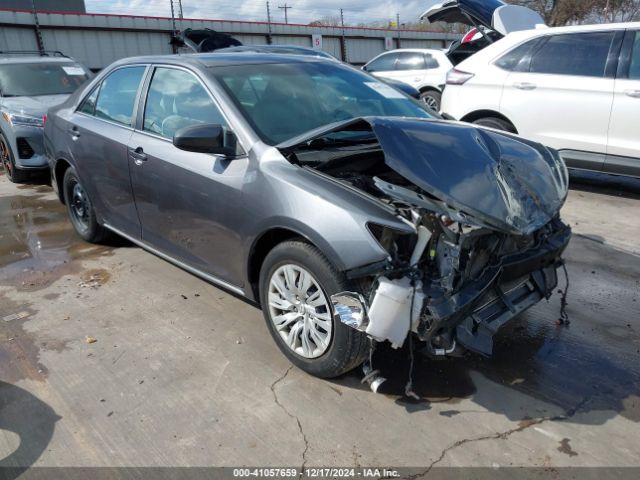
[461,28,478,44]
[42,114,47,125]
[446,69,475,85]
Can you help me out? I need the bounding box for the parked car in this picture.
[421,0,545,65]
[217,44,421,98]
[45,53,570,379]
[0,51,91,182]
[362,49,453,110]
[217,44,338,61]
[433,8,640,177]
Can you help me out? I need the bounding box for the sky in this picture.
[84,0,441,25]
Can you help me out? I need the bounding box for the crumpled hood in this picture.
[280,116,569,236]
[1,94,70,117]
[367,117,568,235]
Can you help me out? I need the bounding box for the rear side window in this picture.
[629,32,640,80]
[395,53,426,71]
[424,54,440,69]
[143,67,226,139]
[94,66,146,126]
[529,32,615,77]
[365,54,397,72]
[495,39,541,72]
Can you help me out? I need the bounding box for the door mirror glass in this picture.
[173,123,237,156]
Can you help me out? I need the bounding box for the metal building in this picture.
[0,8,459,70]
[0,0,85,13]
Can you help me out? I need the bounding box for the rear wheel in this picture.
[62,167,108,243]
[472,116,517,133]
[0,133,28,183]
[420,90,441,112]
[259,240,369,378]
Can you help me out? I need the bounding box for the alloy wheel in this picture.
[267,264,333,359]
[422,95,438,111]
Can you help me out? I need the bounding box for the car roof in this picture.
[0,55,77,65]
[110,52,335,69]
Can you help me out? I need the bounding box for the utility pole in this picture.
[170,0,178,53]
[266,2,273,44]
[396,13,401,49]
[278,3,292,24]
[340,8,347,63]
[31,0,45,55]
[178,0,183,19]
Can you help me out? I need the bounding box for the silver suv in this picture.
[0,51,91,182]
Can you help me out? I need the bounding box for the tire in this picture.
[472,116,517,133]
[0,133,28,183]
[420,90,441,112]
[259,240,369,378]
[62,167,108,243]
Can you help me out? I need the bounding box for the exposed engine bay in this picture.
[279,117,571,364]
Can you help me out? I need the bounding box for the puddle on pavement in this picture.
[0,188,114,291]
[0,293,69,383]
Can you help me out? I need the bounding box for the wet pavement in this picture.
[0,169,639,470]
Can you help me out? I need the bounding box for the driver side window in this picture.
[143,67,226,139]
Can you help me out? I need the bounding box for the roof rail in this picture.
[0,50,69,58]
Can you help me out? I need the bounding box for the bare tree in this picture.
[508,0,600,25]
[308,16,341,27]
[592,0,640,22]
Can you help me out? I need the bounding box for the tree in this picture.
[592,0,640,22]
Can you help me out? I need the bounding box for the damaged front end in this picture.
[279,117,571,358]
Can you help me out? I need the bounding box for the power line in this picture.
[278,3,292,24]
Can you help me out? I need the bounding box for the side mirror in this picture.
[361,65,368,71]
[173,123,238,156]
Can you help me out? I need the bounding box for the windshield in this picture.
[0,62,90,97]
[211,61,433,144]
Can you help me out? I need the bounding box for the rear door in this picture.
[70,65,147,237]
[605,29,640,175]
[128,65,249,286]
[500,31,620,171]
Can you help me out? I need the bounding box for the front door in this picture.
[128,66,249,286]
[500,31,617,171]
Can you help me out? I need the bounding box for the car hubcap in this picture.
[423,95,438,111]
[0,138,12,179]
[71,183,90,229]
[268,264,332,359]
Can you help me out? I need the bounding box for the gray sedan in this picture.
[44,53,570,380]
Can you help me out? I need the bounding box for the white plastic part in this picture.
[366,277,413,348]
[410,226,432,266]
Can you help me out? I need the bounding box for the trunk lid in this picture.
[421,0,544,36]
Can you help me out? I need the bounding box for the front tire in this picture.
[259,240,369,378]
[62,167,108,243]
[1,133,28,183]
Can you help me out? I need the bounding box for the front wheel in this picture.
[62,167,108,243]
[259,240,369,378]
[1,133,28,183]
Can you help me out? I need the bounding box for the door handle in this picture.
[68,126,80,139]
[513,82,537,90]
[129,146,147,165]
[624,89,640,98]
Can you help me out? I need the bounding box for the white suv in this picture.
[362,49,453,110]
[430,3,640,177]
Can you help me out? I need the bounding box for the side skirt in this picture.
[103,223,246,297]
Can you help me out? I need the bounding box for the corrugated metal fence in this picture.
[0,9,459,70]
